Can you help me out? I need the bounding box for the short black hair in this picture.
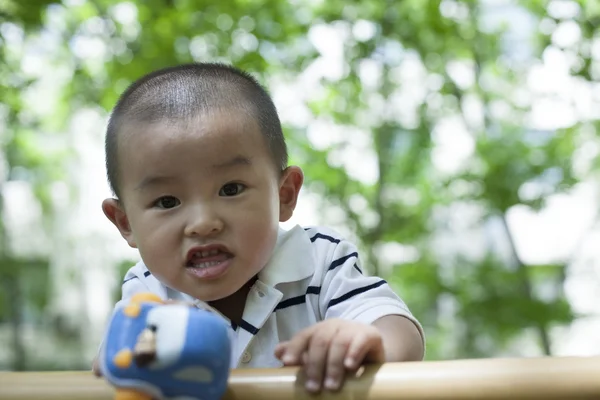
[105,63,288,198]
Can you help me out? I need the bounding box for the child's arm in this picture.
[276,230,425,393]
[372,314,424,362]
[275,315,422,393]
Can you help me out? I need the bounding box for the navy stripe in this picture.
[275,286,321,311]
[275,295,305,310]
[353,263,362,274]
[231,321,238,331]
[328,252,358,271]
[143,271,151,277]
[327,280,387,309]
[306,285,321,295]
[239,319,259,335]
[123,276,139,284]
[310,233,340,244]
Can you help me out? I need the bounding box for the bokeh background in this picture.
[1,0,599,371]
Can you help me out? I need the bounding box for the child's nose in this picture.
[184,208,224,237]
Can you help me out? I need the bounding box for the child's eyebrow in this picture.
[135,155,252,191]
[135,175,176,191]
[211,155,252,170]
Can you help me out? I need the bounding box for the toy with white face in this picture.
[100,293,231,400]
[138,305,188,368]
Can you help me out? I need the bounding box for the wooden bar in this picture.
[1,356,600,399]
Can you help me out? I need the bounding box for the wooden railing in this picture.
[1,356,600,399]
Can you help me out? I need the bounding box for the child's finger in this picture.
[273,341,289,361]
[276,327,314,365]
[344,329,384,369]
[303,328,336,393]
[323,333,352,391]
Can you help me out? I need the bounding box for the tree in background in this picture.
[1,0,598,368]
[0,0,76,370]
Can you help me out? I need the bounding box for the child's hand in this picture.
[274,319,385,393]
[92,356,102,377]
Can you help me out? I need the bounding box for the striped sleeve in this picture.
[318,237,424,342]
[119,266,151,300]
[116,262,167,307]
[95,264,155,360]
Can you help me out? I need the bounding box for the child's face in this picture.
[103,110,303,302]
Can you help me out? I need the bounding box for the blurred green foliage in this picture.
[0,0,598,369]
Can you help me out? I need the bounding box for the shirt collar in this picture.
[257,224,316,287]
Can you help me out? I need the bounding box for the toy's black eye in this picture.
[148,324,157,332]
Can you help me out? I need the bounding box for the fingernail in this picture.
[306,379,320,392]
[345,357,356,368]
[325,377,339,390]
[282,354,295,364]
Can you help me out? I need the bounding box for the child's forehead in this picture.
[122,109,260,143]
[118,112,268,166]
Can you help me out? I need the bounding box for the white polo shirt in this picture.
[115,224,424,368]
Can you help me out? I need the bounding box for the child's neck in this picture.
[208,276,258,324]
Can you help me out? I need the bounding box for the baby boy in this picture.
[95,63,425,393]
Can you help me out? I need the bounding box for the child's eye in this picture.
[219,183,245,197]
[153,196,180,209]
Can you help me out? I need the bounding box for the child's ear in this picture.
[278,166,304,222]
[102,198,137,248]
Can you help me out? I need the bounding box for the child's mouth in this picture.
[186,250,232,268]
[185,247,233,279]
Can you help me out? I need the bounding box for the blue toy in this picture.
[99,293,232,400]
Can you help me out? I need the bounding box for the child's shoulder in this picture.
[121,260,151,282]
[276,224,355,271]
[293,224,360,263]
[298,225,349,243]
